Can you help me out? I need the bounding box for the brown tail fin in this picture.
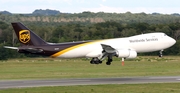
[11,22,47,46]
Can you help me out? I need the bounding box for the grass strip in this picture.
[0,56,180,79]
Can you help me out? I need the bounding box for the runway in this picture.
[0,76,180,89]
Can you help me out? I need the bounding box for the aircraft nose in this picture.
[169,37,176,46]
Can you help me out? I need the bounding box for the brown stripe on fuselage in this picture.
[48,41,90,57]
[50,40,102,58]
[18,40,104,57]
[18,41,90,56]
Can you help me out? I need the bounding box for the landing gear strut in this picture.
[106,56,112,65]
[159,50,163,57]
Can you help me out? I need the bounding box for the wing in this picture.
[86,44,117,58]
[101,44,116,53]
[101,44,137,59]
[98,44,118,60]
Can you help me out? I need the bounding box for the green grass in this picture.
[0,56,180,92]
[0,56,180,80]
[1,83,180,93]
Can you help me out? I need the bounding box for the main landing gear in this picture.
[90,58,102,64]
[90,56,113,65]
[106,56,112,65]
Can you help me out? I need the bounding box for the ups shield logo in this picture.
[19,30,30,43]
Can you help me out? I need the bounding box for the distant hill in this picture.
[0,11,12,15]
[32,9,61,15]
[0,9,180,16]
[0,9,61,15]
[1,9,180,24]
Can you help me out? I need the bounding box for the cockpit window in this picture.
[164,34,167,36]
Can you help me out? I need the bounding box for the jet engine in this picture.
[116,49,137,59]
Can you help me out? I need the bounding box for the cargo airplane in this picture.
[4,22,176,65]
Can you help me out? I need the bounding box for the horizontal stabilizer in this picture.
[4,46,18,50]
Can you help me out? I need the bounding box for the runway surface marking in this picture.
[0,76,180,89]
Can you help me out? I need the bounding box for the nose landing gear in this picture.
[159,50,163,57]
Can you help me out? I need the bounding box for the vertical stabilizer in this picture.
[11,22,47,46]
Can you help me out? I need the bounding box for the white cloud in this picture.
[0,0,25,3]
[62,0,73,5]
[83,4,180,14]
[83,4,127,13]
[1,0,180,14]
[76,0,85,3]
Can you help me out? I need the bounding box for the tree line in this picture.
[1,12,180,24]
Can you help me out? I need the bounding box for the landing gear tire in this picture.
[94,60,102,64]
[90,58,102,65]
[106,62,111,65]
[90,60,94,64]
[159,54,163,57]
[106,59,112,65]
[98,61,102,64]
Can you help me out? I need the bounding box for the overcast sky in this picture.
[1,0,180,14]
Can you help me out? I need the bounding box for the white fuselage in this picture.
[55,32,176,58]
